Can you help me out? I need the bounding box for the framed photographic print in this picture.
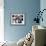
[11,14,25,25]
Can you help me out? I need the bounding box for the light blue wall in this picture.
[4,0,40,42]
[40,0,46,27]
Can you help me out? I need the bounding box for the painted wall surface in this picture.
[40,0,46,27]
[4,0,40,42]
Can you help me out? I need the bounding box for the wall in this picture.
[40,0,46,27]
[4,0,40,42]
